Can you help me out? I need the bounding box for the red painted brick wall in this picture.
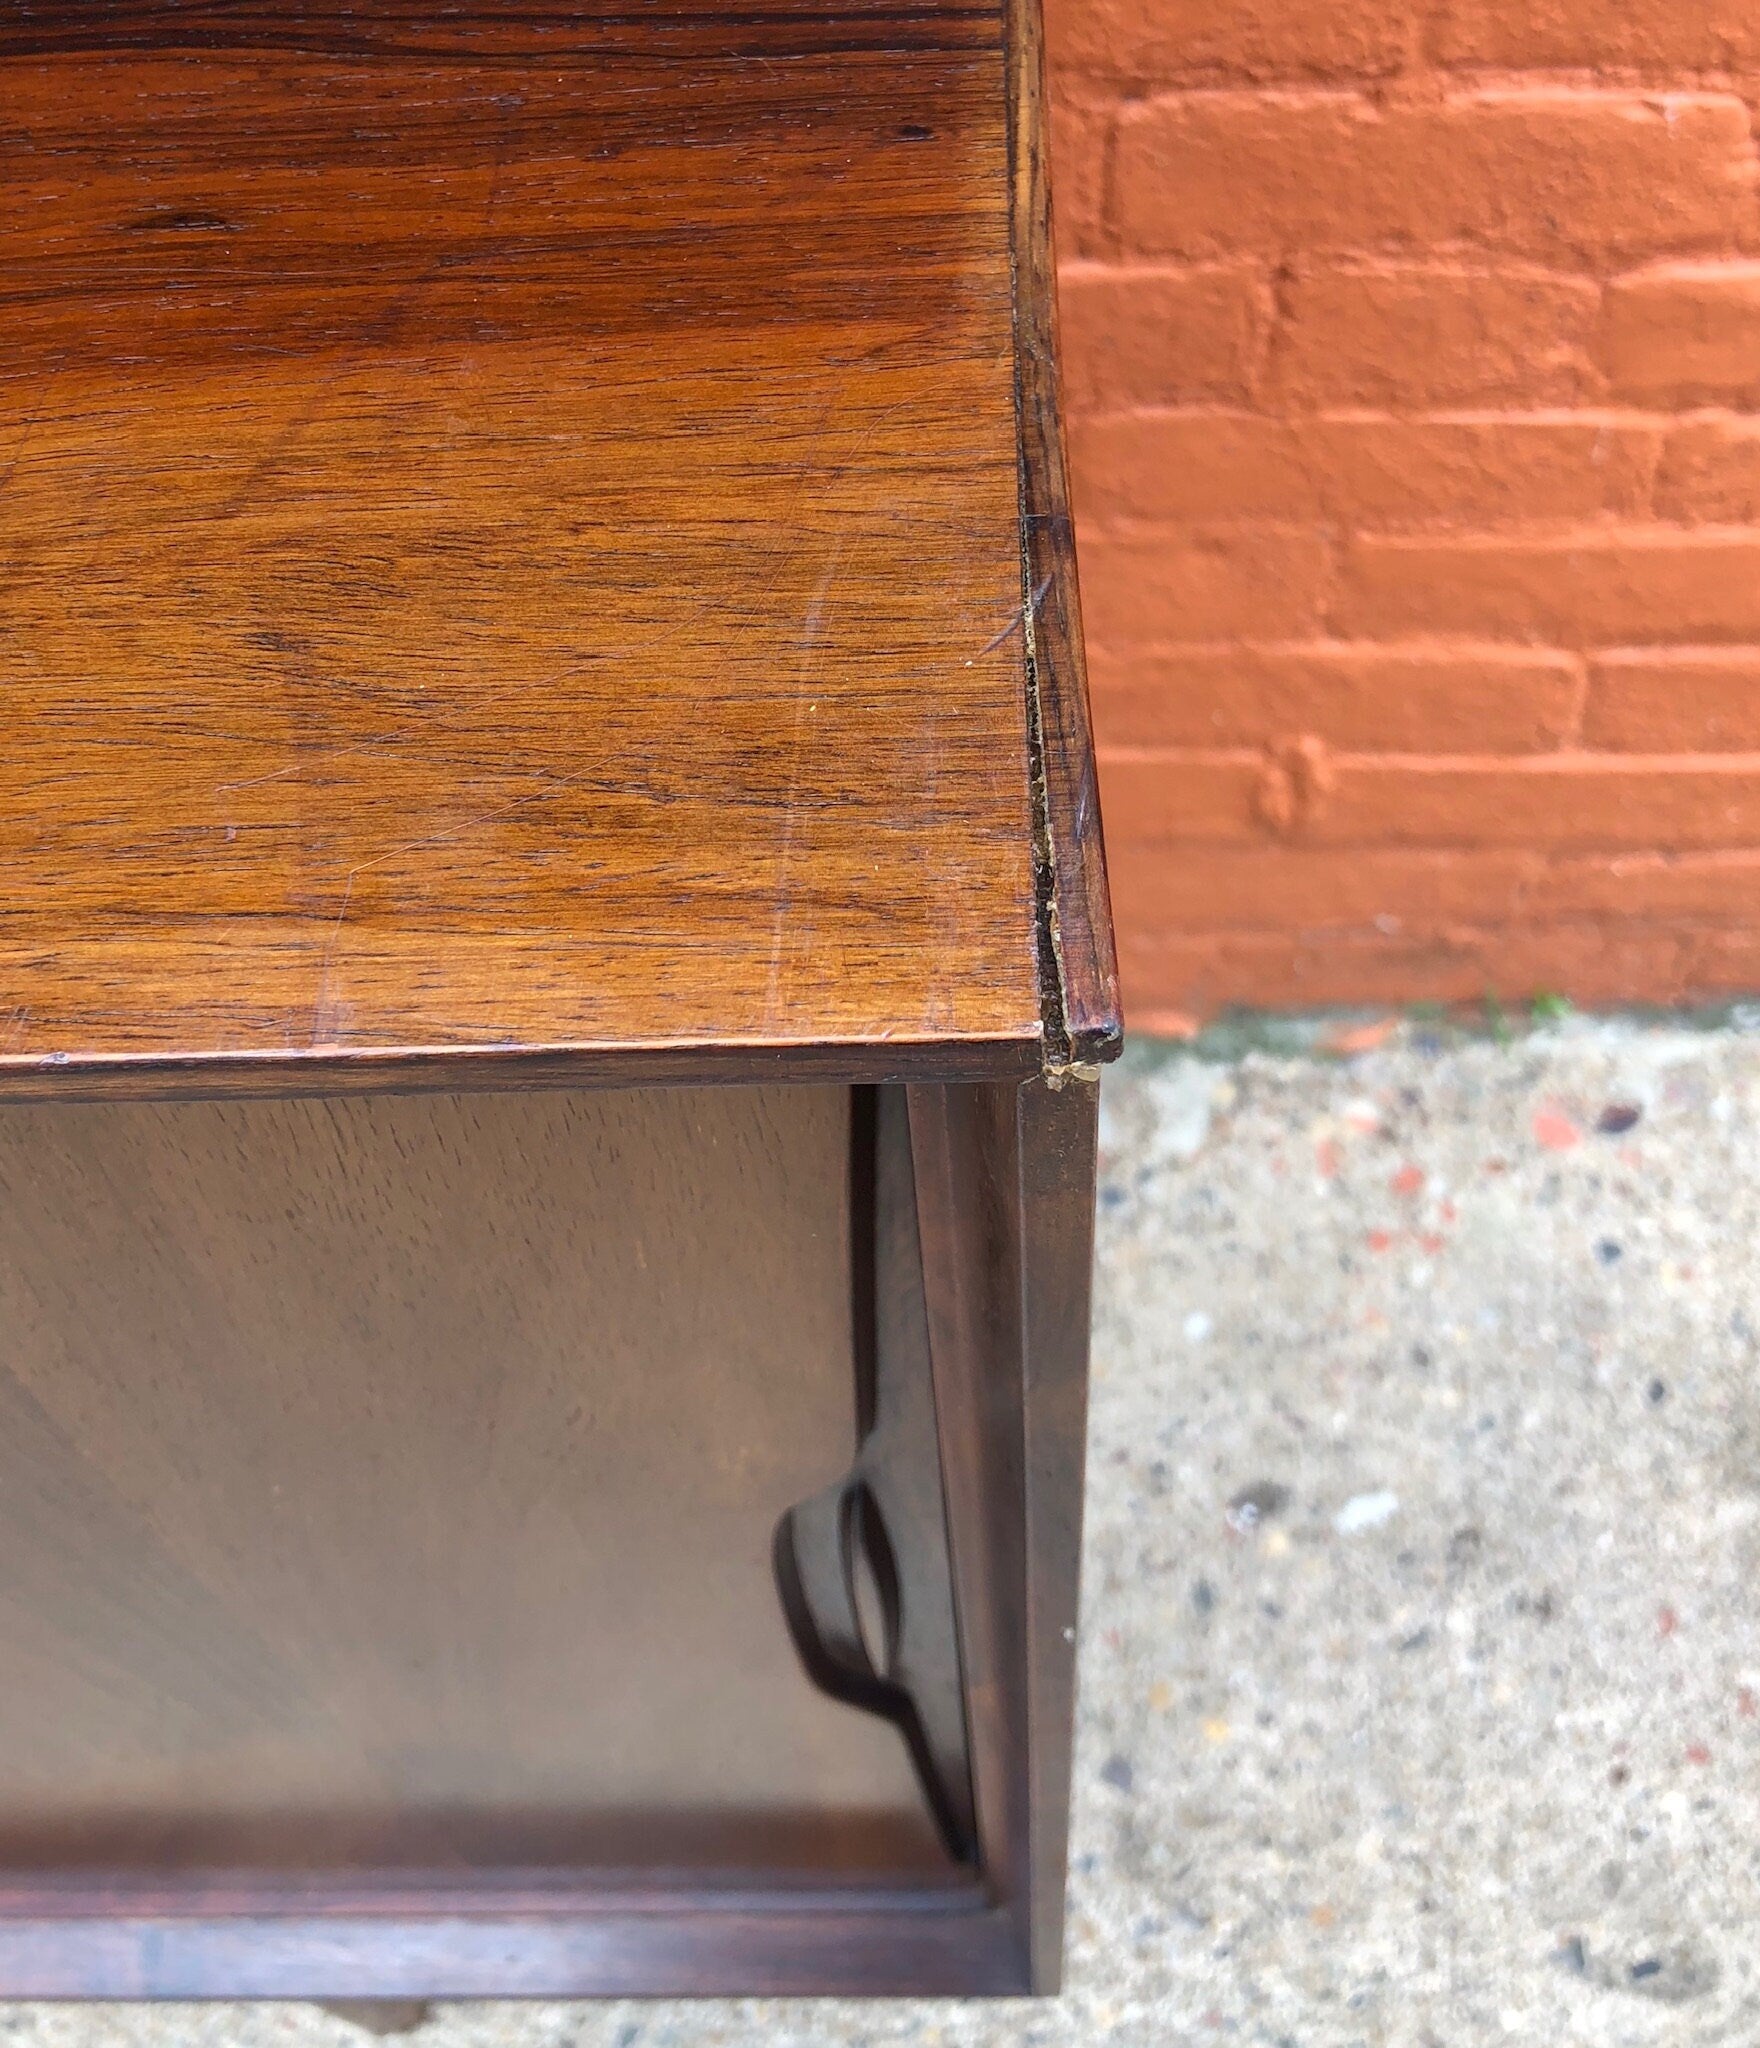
[1049,0,1760,1025]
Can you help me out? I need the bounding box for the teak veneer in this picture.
[0,0,1118,2000]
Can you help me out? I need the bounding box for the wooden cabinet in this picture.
[0,0,1118,1998]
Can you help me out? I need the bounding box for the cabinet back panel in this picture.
[0,1084,944,1878]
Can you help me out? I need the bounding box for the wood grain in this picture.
[0,1083,944,1880]
[1013,1075,1101,1988]
[0,1,1045,1092]
[908,1073,1099,1993]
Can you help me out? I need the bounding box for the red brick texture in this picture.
[1049,0,1760,1024]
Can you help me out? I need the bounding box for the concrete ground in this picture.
[10,1014,1760,2046]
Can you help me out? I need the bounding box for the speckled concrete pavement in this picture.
[9,1017,1760,2047]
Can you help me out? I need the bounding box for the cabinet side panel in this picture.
[907,1076,1098,1990]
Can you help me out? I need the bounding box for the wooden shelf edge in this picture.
[0,1034,1044,1108]
[1007,0,1123,1072]
[0,1894,1026,1999]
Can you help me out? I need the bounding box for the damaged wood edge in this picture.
[1003,0,1123,1080]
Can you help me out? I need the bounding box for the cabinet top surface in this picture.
[0,1,1047,1093]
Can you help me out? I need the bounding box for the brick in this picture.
[1433,923,1692,1004]
[1116,926,1453,1020]
[1102,747,1760,848]
[1070,411,1660,525]
[1077,524,1332,642]
[1314,759,1760,848]
[1306,414,1661,526]
[1106,841,1537,928]
[1432,0,1760,70]
[1300,415,1661,526]
[1602,264,1760,403]
[1071,414,1314,521]
[1046,95,1112,259]
[1057,263,1267,410]
[1090,642,1581,751]
[1092,748,1275,846]
[1117,921,1691,1018]
[1464,924,1693,1005]
[1681,926,1760,994]
[1336,529,1760,645]
[1584,648,1760,747]
[1655,417,1760,520]
[1046,46,1760,1018]
[1267,264,1603,408]
[1531,850,1760,917]
[1112,91,1756,265]
[1046,0,1412,85]
[1091,751,1270,842]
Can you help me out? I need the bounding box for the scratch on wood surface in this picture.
[203,669,579,812]
[308,776,586,1046]
[0,420,37,513]
[212,218,474,524]
[967,573,1050,663]
[213,764,304,795]
[213,385,334,521]
[762,542,843,1029]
